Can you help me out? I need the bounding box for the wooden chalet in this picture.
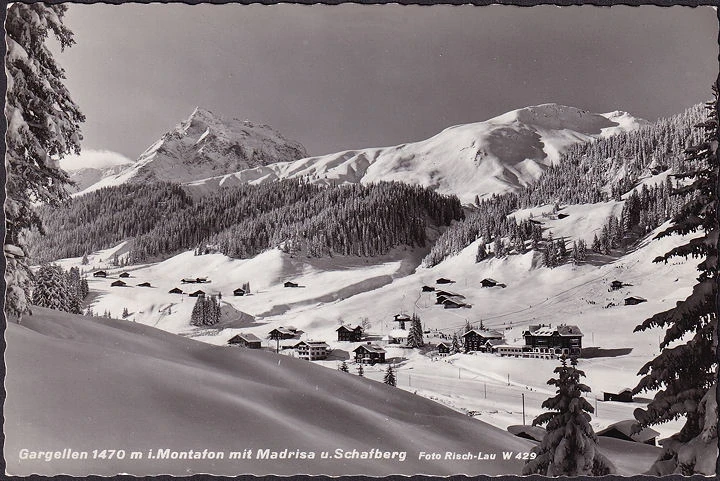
[436,341,452,356]
[228,333,262,349]
[110,280,127,287]
[436,277,455,284]
[268,327,297,340]
[138,282,151,287]
[93,271,107,278]
[284,281,300,288]
[421,285,435,292]
[442,298,468,309]
[188,289,206,298]
[484,338,506,353]
[603,388,634,402]
[119,272,130,278]
[181,277,209,284]
[233,287,246,296]
[294,340,330,361]
[354,343,386,364]
[336,324,363,342]
[624,296,647,306]
[480,278,499,288]
[596,420,659,446]
[522,324,583,356]
[610,280,624,291]
[168,287,183,294]
[435,289,464,299]
[507,425,546,443]
[462,329,503,352]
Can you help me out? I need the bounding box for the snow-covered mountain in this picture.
[59,150,135,192]
[77,107,307,194]
[186,104,648,203]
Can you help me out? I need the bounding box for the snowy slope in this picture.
[60,198,695,446]
[77,108,307,195]
[186,104,647,203]
[5,307,534,476]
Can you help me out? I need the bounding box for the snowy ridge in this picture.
[186,104,647,203]
[76,107,307,195]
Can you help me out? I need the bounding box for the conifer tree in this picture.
[475,243,487,263]
[383,365,397,386]
[31,264,72,312]
[523,356,615,476]
[190,296,205,326]
[406,314,424,348]
[4,3,84,321]
[357,364,364,377]
[339,361,349,373]
[451,333,462,354]
[81,252,89,265]
[630,88,718,475]
[122,307,130,318]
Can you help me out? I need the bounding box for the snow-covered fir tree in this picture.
[406,314,424,348]
[4,3,84,321]
[31,264,72,312]
[475,243,487,263]
[523,356,615,476]
[630,88,718,476]
[122,307,130,319]
[357,364,364,377]
[339,361,349,373]
[450,333,462,354]
[383,365,396,386]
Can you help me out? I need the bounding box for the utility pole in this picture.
[507,373,510,386]
[522,393,526,425]
[484,382,487,399]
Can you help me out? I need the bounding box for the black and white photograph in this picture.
[3,2,718,477]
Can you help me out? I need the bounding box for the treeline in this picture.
[422,103,704,266]
[516,103,704,208]
[28,182,192,263]
[423,193,542,266]
[30,179,463,264]
[204,181,463,260]
[32,264,89,313]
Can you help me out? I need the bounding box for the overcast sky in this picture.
[52,4,717,162]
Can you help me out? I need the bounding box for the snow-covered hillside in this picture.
[6,307,534,476]
[186,104,647,203]
[60,197,694,450]
[77,108,307,195]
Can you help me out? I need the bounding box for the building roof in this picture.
[229,333,261,343]
[525,324,583,337]
[294,340,329,348]
[354,343,386,354]
[270,327,296,335]
[435,290,464,298]
[233,287,246,292]
[481,278,498,284]
[462,329,503,338]
[111,280,126,286]
[625,296,647,302]
[485,339,506,346]
[597,420,660,444]
[437,341,452,348]
[442,298,466,306]
[507,425,546,442]
[336,324,362,332]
